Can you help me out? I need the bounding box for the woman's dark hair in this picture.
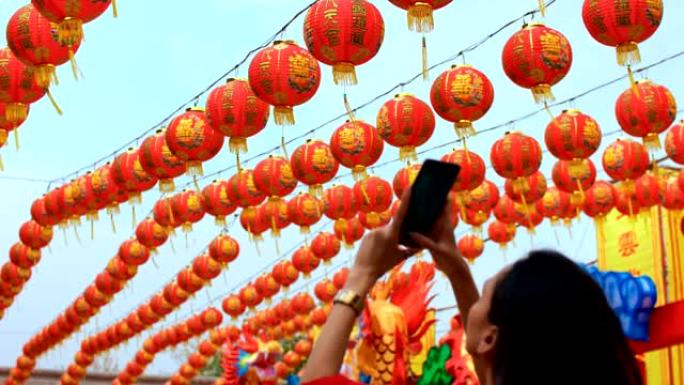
[488,249,643,385]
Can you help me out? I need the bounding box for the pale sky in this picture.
[1,0,683,376]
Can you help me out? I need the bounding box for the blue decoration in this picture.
[584,266,657,341]
[286,374,301,385]
[359,373,372,384]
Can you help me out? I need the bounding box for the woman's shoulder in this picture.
[301,375,363,385]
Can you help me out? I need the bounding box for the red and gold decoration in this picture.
[254,273,281,304]
[222,294,246,320]
[30,0,113,48]
[536,187,573,224]
[201,180,236,226]
[491,131,543,194]
[430,65,495,138]
[290,139,340,196]
[358,209,392,229]
[0,48,46,125]
[441,149,486,209]
[226,169,267,208]
[582,0,664,66]
[287,192,323,233]
[253,155,298,200]
[551,159,597,205]
[206,78,270,154]
[248,40,321,125]
[166,107,224,176]
[303,0,385,85]
[272,260,299,290]
[487,220,516,249]
[240,284,263,310]
[665,120,684,165]
[376,93,435,160]
[292,246,320,278]
[111,148,158,205]
[660,175,684,211]
[310,232,341,265]
[457,234,484,263]
[334,216,365,247]
[324,184,358,222]
[330,120,384,180]
[209,234,240,265]
[170,190,206,232]
[582,180,616,226]
[387,0,452,32]
[353,176,393,218]
[615,80,677,149]
[501,23,573,103]
[544,109,602,170]
[392,163,421,199]
[139,130,188,192]
[602,138,650,194]
[239,205,269,242]
[504,171,547,205]
[259,198,291,238]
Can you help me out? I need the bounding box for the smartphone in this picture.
[399,159,461,248]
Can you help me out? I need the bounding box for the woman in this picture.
[301,192,643,385]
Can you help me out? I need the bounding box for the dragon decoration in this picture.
[221,331,284,385]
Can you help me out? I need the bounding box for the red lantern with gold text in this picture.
[487,220,516,249]
[665,121,684,165]
[615,80,677,149]
[552,159,597,205]
[392,164,421,199]
[139,130,187,192]
[290,140,340,196]
[430,65,494,138]
[334,217,364,247]
[209,234,240,265]
[303,0,385,85]
[491,132,542,191]
[287,192,322,233]
[19,221,52,249]
[30,0,112,48]
[163,283,189,307]
[283,351,302,369]
[465,179,500,217]
[272,260,299,290]
[254,273,280,304]
[358,209,391,230]
[660,176,684,211]
[463,209,490,233]
[602,138,649,194]
[441,149,486,213]
[353,176,392,214]
[310,307,328,326]
[7,5,82,88]
[0,48,46,124]
[330,120,384,180]
[106,257,137,282]
[171,190,205,232]
[260,199,291,238]
[536,187,572,224]
[388,0,452,32]
[176,269,205,295]
[153,197,180,234]
[292,293,315,315]
[310,232,341,265]
[292,246,320,278]
[206,78,269,154]
[314,279,338,304]
[248,40,321,125]
[226,169,266,210]
[240,206,269,242]
[504,171,547,206]
[222,294,245,320]
[9,243,41,269]
[501,23,573,103]
[493,196,525,226]
[582,180,617,227]
[324,184,357,222]
[201,180,236,226]
[118,239,150,267]
[615,188,639,217]
[545,109,602,168]
[457,234,484,263]
[377,93,435,160]
[582,0,663,66]
[166,108,224,176]
[111,148,158,204]
[633,173,660,209]
[240,284,262,310]
[253,155,297,201]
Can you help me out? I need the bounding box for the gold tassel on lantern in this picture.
[215,215,227,227]
[309,184,324,198]
[352,165,368,181]
[159,179,176,193]
[186,161,204,177]
[399,146,417,162]
[5,103,28,124]
[34,65,56,88]
[454,120,476,139]
[422,36,429,80]
[274,106,295,126]
[229,137,248,154]
[333,63,358,86]
[531,84,554,104]
[0,154,4,171]
[617,42,641,67]
[46,89,64,116]
[57,18,83,48]
[68,49,79,80]
[538,0,546,17]
[407,3,434,33]
[627,65,641,99]
[112,0,119,17]
[643,133,661,150]
[13,127,20,150]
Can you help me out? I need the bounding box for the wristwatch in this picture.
[333,289,365,315]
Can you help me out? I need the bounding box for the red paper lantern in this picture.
[118,239,150,267]
[665,121,684,165]
[163,283,189,307]
[504,171,547,205]
[457,234,484,263]
[430,65,494,138]
[150,293,174,317]
[615,80,677,149]
[283,351,302,369]
[240,284,262,310]
[201,180,236,226]
[387,0,452,32]
[303,0,385,85]
[314,279,338,304]
[290,139,340,196]
[358,209,392,230]
[353,176,392,214]
[253,155,297,199]
[551,159,597,205]
[582,0,663,65]
[545,109,602,166]
[271,260,299,289]
[226,169,266,208]
[166,107,224,176]
[333,268,349,289]
[254,273,281,303]
[153,197,180,232]
[536,187,573,223]
[287,192,323,233]
[19,221,53,249]
[465,179,500,215]
[333,217,365,247]
[292,293,315,315]
[1,263,31,286]
[441,149,486,193]
[44,185,69,225]
[330,120,384,180]
[487,220,516,248]
[95,272,123,296]
[30,196,57,228]
[493,196,525,225]
[111,148,158,204]
[176,268,205,294]
[192,255,223,281]
[292,246,320,278]
[376,93,435,160]
[248,40,321,125]
[491,132,543,187]
[0,48,46,124]
[222,294,246,320]
[602,138,650,191]
[170,190,206,232]
[240,206,269,241]
[200,308,223,328]
[660,176,684,211]
[310,232,341,264]
[139,130,187,192]
[392,164,421,199]
[30,0,112,48]
[9,243,41,269]
[206,78,269,154]
[135,218,168,251]
[83,285,110,308]
[582,180,617,220]
[501,23,573,103]
[633,173,659,209]
[310,307,328,326]
[324,184,357,220]
[209,234,240,265]
[106,256,138,281]
[294,339,313,357]
[7,4,81,88]
[615,188,639,217]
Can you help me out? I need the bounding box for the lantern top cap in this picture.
[522,22,545,29]
[186,107,205,112]
[226,77,247,83]
[394,92,414,99]
[450,63,472,69]
[562,108,582,114]
[273,40,297,46]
